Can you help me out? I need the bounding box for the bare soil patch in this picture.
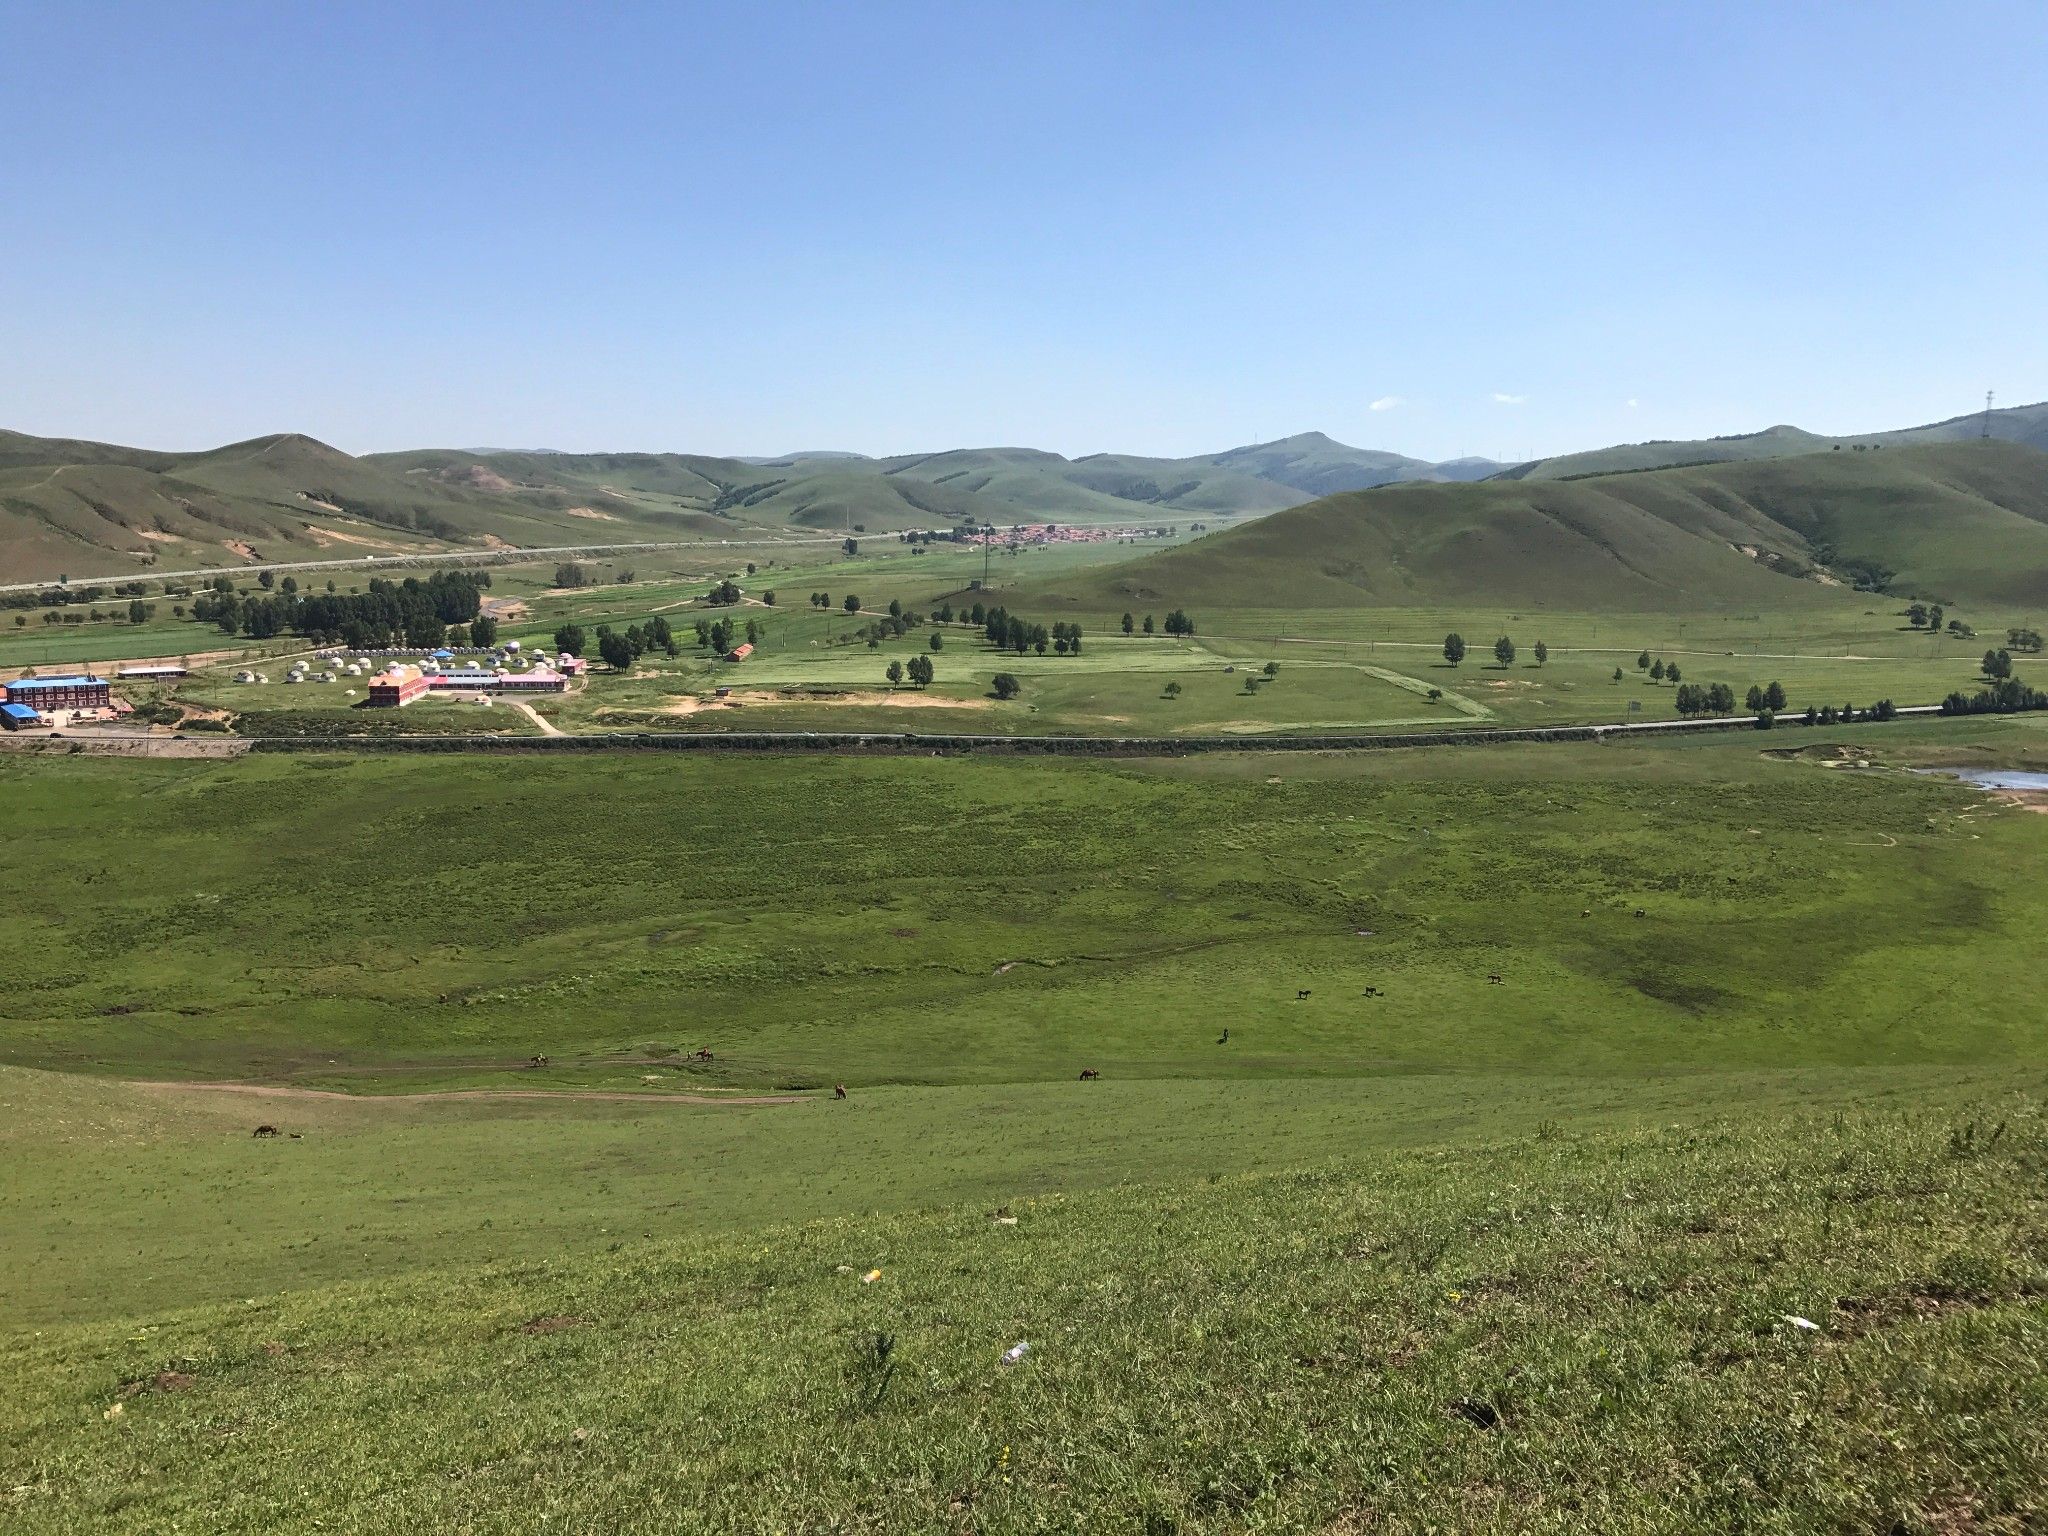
[689,688,995,714]
[565,506,621,521]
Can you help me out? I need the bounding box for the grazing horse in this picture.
[252,1125,280,1139]
[1488,973,1504,985]
[528,1054,549,1069]
[1296,989,1312,1000]
[1078,1068,1100,1080]
[692,1048,715,1062]
[834,1083,848,1100]
[1217,1028,1230,1044]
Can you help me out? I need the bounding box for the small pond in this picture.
[1913,768,2048,791]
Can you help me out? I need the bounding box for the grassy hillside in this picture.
[1510,399,2048,481]
[0,431,711,582]
[0,427,1509,582]
[1033,442,2048,613]
[6,1085,2043,1532]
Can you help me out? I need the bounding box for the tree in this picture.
[885,660,904,686]
[1142,614,1156,635]
[1122,612,1135,635]
[929,631,943,651]
[746,562,757,575]
[844,594,861,614]
[1612,667,1625,682]
[744,618,762,647]
[598,631,634,671]
[1493,636,1516,667]
[1650,658,1666,681]
[707,580,742,606]
[1443,633,1466,667]
[1262,660,1279,677]
[127,599,148,624]
[258,569,275,590]
[469,615,498,648]
[1533,640,1547,665]
[280,576,297,595]
[554,563,588,588]
[907,654,934,687]
[1666,662,1682,685]
[1765,680,1787,712]
[1163,680,1182,698]
[553,623,586,657]
[843,538,859,556]
[992,672,1021,699]
[1164,609,1195,636]
[1906,602,1929,628]
[1985,648,2014,679]
[1745,684,1767,713]
[763,590,777,606]
[1636,650,1651,670]
[888,599,903,618]
[1707,682,1736,713]
[1929,605,1944,633]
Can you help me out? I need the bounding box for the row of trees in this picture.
[1940,676,2048,715]
[191,571,488,647]
[1441,634,1548,668]
[1120,610,1195,636]
[883,655,937,687]
[977,606,1089,657]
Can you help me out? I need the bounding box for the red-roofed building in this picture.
[725,642,755,662]
[367,666,431,707]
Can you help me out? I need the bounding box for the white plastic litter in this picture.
[1782,1314,1820,1331]
[994,1215,1018,1226]
[1001,1341,1031,1366]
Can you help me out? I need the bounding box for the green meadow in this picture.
[4,711,2047,1529]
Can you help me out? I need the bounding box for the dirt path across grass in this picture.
[127,1080,815,1107]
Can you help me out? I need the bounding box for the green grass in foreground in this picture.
[5,1090,2044,1533]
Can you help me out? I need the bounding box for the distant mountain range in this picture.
[0,429,1503,582]
[2,400,2044,587]
[1503,400,2048,481]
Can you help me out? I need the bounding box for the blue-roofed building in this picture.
[2,674,110,710]
[0,702,40,730]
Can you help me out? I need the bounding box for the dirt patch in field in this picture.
[642,689,995,716]
[119,1371,197,1397]
[478,534,517,551]
[481,596,529,620]
[565,506,621,521]
[135,527,179,543]
[300,525,410,552]
[223,540,259,561]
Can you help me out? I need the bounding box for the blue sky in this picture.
[2,1,2042,461]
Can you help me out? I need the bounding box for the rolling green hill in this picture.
[1031,441,2048,613]
[0,428,1508,583]
[1507,399,2048,481]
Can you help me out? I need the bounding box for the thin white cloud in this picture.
[1626,397,1640,409]
[1369,396,1402,411]
[1491,392,1528,405]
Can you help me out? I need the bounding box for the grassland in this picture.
[5,715,2047,1529]
[6,1082,2044,1532]
[83,518,2036,744]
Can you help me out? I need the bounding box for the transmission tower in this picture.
[1983,390,1995,440]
